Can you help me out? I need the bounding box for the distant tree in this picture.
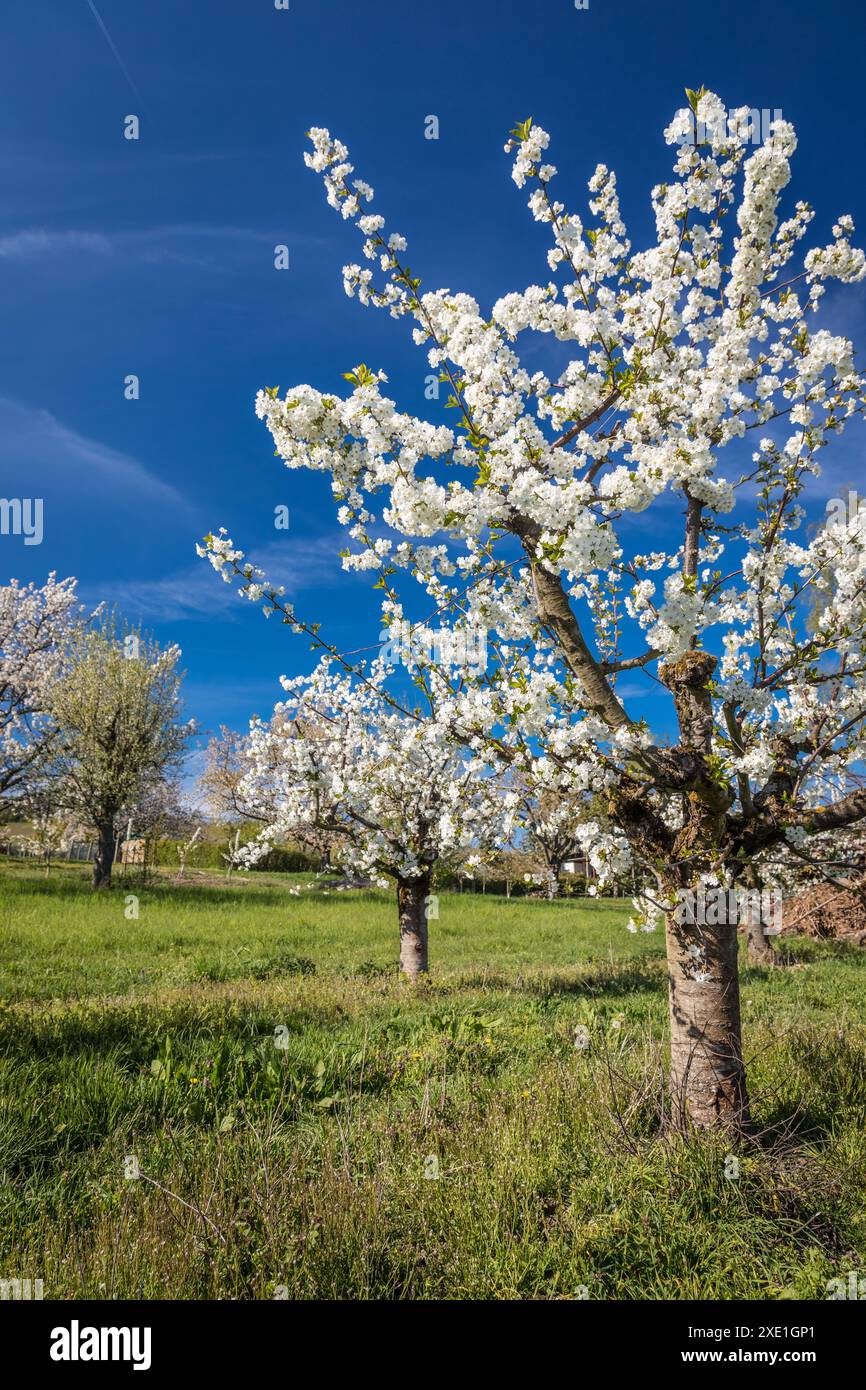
[511,769,594,897]
[175,825,203,881]
[121,778,197,844]
[117,779,199,882]
[201,720,342,869]
[484,845,545,896]
[49,617,191,889]
[232,659,511,977]
[11,784,78,871]
[0,575,80,803]
[200,726,256,822]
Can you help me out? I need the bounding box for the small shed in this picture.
[562,857,592,877]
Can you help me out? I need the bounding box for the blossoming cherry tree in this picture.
[203,90,866,1128]
[230,658,511,977]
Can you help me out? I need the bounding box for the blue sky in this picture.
[2,0,866,758]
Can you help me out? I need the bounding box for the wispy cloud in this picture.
[0,396,190,513]
[0,229,114,259]
[0,223,278,269]
[183,678,296,725]
[615,678,664,701]
[95,535,351,624]
[0,142,265,182]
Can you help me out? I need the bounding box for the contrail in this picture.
[85,0,142,102]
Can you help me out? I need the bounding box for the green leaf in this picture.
[685,85,707,113]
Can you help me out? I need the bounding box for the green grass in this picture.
[1,861,865,1300]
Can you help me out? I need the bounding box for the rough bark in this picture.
[657,653,748,1127]
[92,819,115,890]
[737,865,777,966]
[744,906,776,965]
[545,863,561,899]
[665,908,750,1129]
[397,871,430,978]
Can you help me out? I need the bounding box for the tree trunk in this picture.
[92,820,116,889]
[397,872,430,978]
[548,862,562,899]
[744,900,776,965]
[665,910,749,1130]
[741,870,777,966]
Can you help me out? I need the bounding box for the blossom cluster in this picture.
[230,658,515,886]
[0,574,81,796]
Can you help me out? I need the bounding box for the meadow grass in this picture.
[1,861,865,1300]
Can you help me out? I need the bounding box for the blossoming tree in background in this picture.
[202,89,866,1129]
[49,617,192,889]
[228,658,512,977]
[0,574,81,802]
[510,765,601,897]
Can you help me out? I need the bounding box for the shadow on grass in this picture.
[441,961,666,1000]
[0,872,319,912]
[0,999,341,1065]
[748,1024,866,1151]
